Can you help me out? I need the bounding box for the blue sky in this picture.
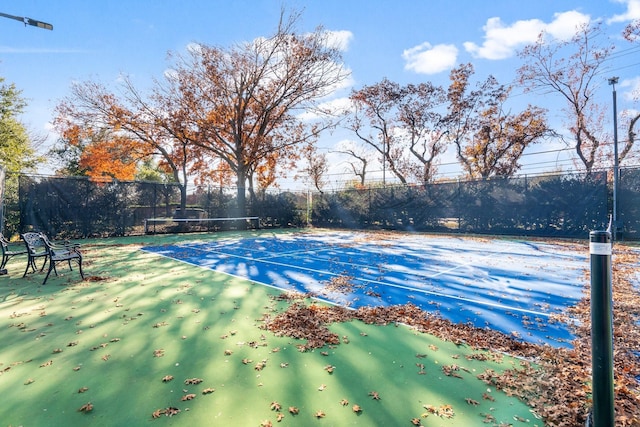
[1,0,639,187]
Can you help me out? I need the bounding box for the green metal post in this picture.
[588,230,614,427]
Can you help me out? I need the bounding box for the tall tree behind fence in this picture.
[10,168,636,240]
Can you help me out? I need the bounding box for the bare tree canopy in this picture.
[348,78,448,185]
[447,64,549,179]
[517,22,614,174]
[334,143,371,188]
[621,19,640,166]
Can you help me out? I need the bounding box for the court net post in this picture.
[587,230,614,427]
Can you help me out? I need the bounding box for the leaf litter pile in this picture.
[262,245,640,427]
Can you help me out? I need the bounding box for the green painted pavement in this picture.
[0,231,543,426]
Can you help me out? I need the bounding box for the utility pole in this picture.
[382,139,386,187]
[608,77,619,241]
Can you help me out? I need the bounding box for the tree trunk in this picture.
[171,166,188,219]
[236,166,246,217]
[178,184,187,218]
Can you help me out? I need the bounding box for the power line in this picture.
[317,136,640,184]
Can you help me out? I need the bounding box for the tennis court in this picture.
[143,230,587,347]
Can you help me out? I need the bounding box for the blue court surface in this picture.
[142,231,588,347]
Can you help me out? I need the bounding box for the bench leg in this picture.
[42,262,55,285]
[78,257,84,279]
[39,257,48,272]
[42,256,84,285]
[24,256,49,277]
[23,257,34,277]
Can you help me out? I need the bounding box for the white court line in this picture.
[257,243,499,283]
[199,241,333,260]
[250,246,441,278]
[143,244,553,318]
[253,247,331,260]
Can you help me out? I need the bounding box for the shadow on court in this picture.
[143,231,587,347]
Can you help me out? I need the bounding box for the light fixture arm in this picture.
[0,11,53,30]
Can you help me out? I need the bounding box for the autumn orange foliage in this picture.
[79,140,138,182]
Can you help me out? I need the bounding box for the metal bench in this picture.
[0,233,28,275]
[21,232,49,277]
[22,232,84,285]
[40,233,84,285]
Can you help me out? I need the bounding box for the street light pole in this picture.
[382,139,386,187]
[0,11,53,30]
[608,77,619,241]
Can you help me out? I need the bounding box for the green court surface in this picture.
[0,231,545,426]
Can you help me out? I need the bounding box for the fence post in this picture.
[307,190,312,227]
[588,230,615,427]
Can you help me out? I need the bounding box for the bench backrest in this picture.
[21,232,46,255]
[0,233,10,254]
[38,233,60,256]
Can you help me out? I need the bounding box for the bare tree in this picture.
[348,78,448,185]
[517,22,614,174]
[621,19,640,165]
[399,82,448,183]
[334,145,371,187]
[348,79,410,185]
[447,64,548,179]
[297,143,328,193]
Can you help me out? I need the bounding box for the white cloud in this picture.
[545,11,592,40]
[402,42,458,74]
[464,17,546,60]
[324,30,353,52]
[323,96,354,115]
[464,10,590,60]
[297,96,354,122]
[186,42,204,55]
[333,138,360,153]
[608,0,640,23]
[622,108,640,122]
[621,76,640,101]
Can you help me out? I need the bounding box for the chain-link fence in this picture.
[11,175,310,238]
[312,171,609,238]
[0,166,5,235]
[7,168,639,240]
[619,167,640,240]
[17,175,180,238]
